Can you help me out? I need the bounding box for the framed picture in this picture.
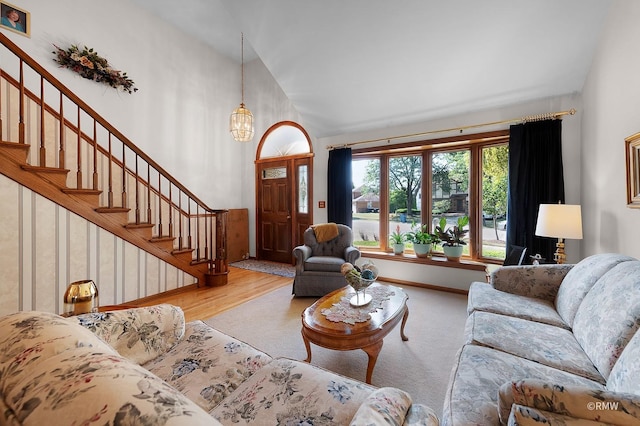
[0,1,30,37]
[625,132,640,208]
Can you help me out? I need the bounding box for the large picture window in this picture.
[351,130,509,263]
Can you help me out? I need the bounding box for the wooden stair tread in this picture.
[172,248,194,254]
[62,188,102,195]
[21,164,70,175]
[0,142,31,163]
[21,164,71,188]
[0,141,30,150]
[95,207,130,213]
[125,223,155,229]
[150,235,175,243]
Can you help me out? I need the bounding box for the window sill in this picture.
[360,250,487,272]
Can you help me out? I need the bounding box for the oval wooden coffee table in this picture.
[301,282,408,384]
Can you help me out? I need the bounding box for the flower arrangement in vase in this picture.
[341,260,378,306]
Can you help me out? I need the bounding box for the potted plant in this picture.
[406,222,439,258]
[435,215,469,261]
[389,225,406,255]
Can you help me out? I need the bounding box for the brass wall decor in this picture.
[625,132,640,208]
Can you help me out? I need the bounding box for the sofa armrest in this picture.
[70,304,185,365]
[344,246,361,264]
[498,379,640,425]
[490,264,573,300]
[404,404,440,425]
[293,245,312,272]
[350,387,438,426]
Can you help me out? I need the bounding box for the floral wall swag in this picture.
[53,44,137,94]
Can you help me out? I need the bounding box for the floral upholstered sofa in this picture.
[0,304,438,425]
[442,253,640,425]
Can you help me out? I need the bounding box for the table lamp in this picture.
[534,203,583,264]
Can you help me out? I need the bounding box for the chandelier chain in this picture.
[241,32,245,104]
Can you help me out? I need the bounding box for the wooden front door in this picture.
[256,156,313,263]
[257,160,293,263]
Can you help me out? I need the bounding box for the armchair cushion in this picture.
[498,379,640,425]
[303,255,347,272]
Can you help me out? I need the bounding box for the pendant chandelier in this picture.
[230,32,254,142]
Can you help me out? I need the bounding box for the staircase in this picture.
[0,33,228,287]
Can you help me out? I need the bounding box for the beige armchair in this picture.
[292,224,361,297]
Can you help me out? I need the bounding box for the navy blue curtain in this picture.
[506,120,564,263]
[327,148,352,227]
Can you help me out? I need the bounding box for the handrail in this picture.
[0,32,212,212]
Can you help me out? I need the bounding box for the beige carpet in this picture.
[205,283,468,418]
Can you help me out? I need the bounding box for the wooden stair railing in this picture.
[0,33,228,287]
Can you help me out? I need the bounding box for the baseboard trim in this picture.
[378,276,469,295]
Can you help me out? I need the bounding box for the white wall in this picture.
[581,0,640,259]
[1,0,302,258]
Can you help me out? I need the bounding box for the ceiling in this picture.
[132,0,611,139]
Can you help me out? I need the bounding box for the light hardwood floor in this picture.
[126,267,293,322]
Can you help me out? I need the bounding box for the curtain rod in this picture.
[326,108,576,150]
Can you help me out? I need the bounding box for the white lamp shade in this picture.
[230,104,254,142]
[535,204,583,240]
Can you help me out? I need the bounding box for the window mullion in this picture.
[470,144,481,259]
[380,155,390,251]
